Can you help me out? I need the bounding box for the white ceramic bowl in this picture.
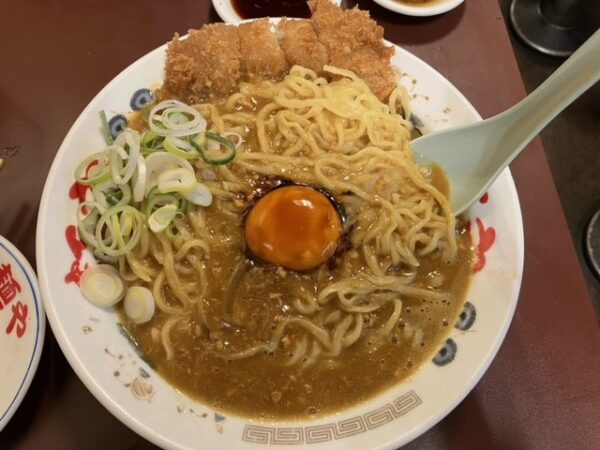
[372,0,464,17]
[37,25,524,449]
[0,235,45,431]
[212,0,343,23]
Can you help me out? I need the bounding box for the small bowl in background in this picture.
[372,0,464,17]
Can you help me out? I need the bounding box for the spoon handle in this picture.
[499,28,600,152]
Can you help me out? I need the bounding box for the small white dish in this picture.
[212,0,343,23]
[372,0,463,17]
[0,235,45,431]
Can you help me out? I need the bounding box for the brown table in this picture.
[2,1,599,448]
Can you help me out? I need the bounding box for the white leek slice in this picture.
[158,168,196,193]
[148,100,207,138]
[74,152,111,186]
[163,136,197,160]
[76,201,106,249]
[131,154,147,202]
[124,286,155,324]
[95,205,145,257]
[110,129,140,185]
[144,152,194,195]
[183,183,213,207]
[80,264,124,307]
[148,204,178,233]
[92,180,131,208]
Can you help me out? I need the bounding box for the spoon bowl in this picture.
[412,28,600,215]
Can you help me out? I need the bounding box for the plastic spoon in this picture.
[411,28,600,215]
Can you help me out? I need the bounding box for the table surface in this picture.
[2,0,599,449]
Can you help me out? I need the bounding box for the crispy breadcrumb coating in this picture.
[309,0,396,101]
[278,19,329,75]
[159,0,396,102]
[158,24,241,103]
[239,19,288,80]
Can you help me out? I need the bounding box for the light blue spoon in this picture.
[411,28,600,215]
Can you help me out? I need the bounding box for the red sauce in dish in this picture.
[231,0,311,19]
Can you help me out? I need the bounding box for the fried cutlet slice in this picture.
[310,0,350,62]
[332,47,397,103]
[278,19,329,75]
[239,19,287,79]
[309,0,396,101]
[159,35,199,102]
[159,23,241,102]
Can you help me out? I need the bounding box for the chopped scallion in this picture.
[100,110,114,145]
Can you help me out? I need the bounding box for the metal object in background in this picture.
[510,0,593,57]
[584,207,600,280]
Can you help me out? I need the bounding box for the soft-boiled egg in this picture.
[244,185,343,271]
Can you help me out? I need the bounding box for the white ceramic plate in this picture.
[212,0,342,23]
[36,28,524,449]
[372,0,463,17]
[0,235,45,431]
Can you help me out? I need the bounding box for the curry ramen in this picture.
[73,0,475,420]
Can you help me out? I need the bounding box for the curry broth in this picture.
[123,103,474,420]
[119,205,473,420]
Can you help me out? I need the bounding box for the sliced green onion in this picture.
[164,221,180,240]
[145,187,187,218]
[94,205,145,257]
[140,130,164,156]
[124,286,156,324]
[92,180,131,208]
[100,110,114,145]
[163,136,198,160]
[76,201,105,249]
[190,132,236,165]
[158,168,197,194]
[93,248,118,264]
[148,100,207,137]
[106,191,124,206]
[148,204,178,233]
[131,154,147,202]
[182,182,212,207]
[144,152,195,196]
[80,264,124,307]
[190,132,206,149]
[110,129,140,185]
[75,152,111,186]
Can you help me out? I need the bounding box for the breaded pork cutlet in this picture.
[239,19,287,80]
[278,19,329,75]
[309,0,396,101]
[158,1,396,102]
[159,24,241,103]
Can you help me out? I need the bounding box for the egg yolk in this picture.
[244,185,343,271]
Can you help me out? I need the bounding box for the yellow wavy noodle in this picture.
[121,65,457,367]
